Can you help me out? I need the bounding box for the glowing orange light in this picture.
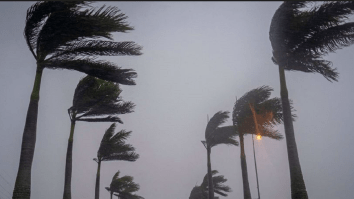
[256,135,262,140]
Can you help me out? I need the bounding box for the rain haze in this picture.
[1,1,354,199]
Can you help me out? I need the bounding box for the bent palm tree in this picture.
[269,2,354,198]
[189,170,232,199]
[16,2,142,199]
[94,123,139,199]
[105,171,143,199]
[65,75,135,199]
[202,111,238,199]
[231,86,287,199]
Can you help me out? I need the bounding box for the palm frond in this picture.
[198,170,231,198]
[50,40,142,59]
[109,172,141,197]
[102,151,139,162]
[101,123,117,145]
[76,116,123,123]
[209,126,238,148]
[233,86,273,127]
[270,1,354,81]
[24,1,89,59]
[205,111,229,140]
[97,127,138,162]
[76,101,135,120]
[44,59,137,85]
[37,5,135,57]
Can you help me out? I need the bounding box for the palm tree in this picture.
[94,123,139,199]
[202,111,238,199]
[231,86,287,199]
[105,171,143,199]
[64,75,135,199]
[15,2,142,199]
[269,2,354,198]
[189,170,232,199]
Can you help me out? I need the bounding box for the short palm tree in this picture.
[231,86,286,199]
[64,75,135,199]
[94,123,139,199]
[202,111,238,199]
[269,2,354,198]
[15,2,142,199]
[189,170,232,199]
[105,171,143,199]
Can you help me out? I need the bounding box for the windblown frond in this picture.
[24,1,89,58]
[97,126,138,162]
[44,59,137,85]
[270,1,354,81]
[25,1,142,84]
[232,86,291,139]
[108,171,142,198]
[233,86,273,128]
[192,170,232,199]
[209,126,238,148]
[68,75,134,124]
[205,111,229,140]
[50,40,142,59]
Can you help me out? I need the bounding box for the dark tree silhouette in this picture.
[94,123,139,199]
[189,170,232,199]
[64,75,135,199]
[202,111,238,199]
[231,86,287,199]
[105,171,143,199]
[15,2,142,199]
[269,2,354,198]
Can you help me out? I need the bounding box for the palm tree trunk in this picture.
[13,66,44,199]
[278,66,308,199]
[94,160,102,199]
[63,120,76,199]
[110,191,113,199]
[239,133,251,199]
[206,146,214,199]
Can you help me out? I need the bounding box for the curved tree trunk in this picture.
[278,66,308,199]
[63,120,76,199]
[13,66,44,199]
[239,133,251,199]
[206,147,214,199]
[94,160,102,199]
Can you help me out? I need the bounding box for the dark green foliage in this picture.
[25,1,142,83]
[232,85,289,137]
[97,123,139,162]
[69,75,135,123]
[106,171,143,199]
[205,111,239,148]
[270,1,354,81]
[189,170,231,199]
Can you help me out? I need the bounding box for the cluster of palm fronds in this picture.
[13,2,144,199]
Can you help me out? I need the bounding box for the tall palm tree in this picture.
[94,123,139,199]
[269,2,354,198]
[15,2,142,199]
[105,171,143,199]
[231,86,287,199]
[189,170,232,199]
[202,111,238,199]
[64,75,135,199]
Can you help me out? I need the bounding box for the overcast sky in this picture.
[1,1,354,199]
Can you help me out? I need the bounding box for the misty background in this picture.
[0,1,354,199]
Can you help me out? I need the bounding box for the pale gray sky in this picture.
[1,1,354,199]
